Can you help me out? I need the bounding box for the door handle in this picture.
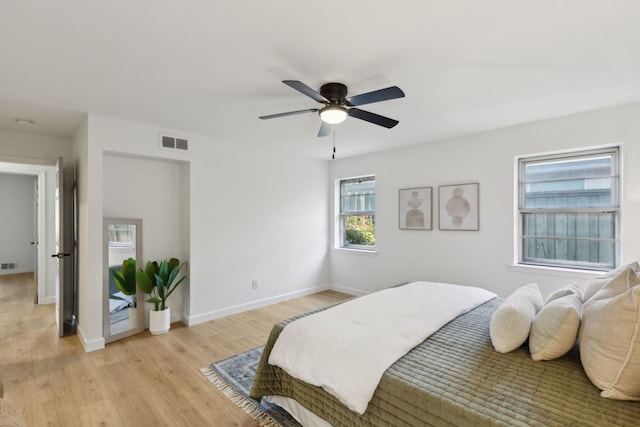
[51,253,71,259]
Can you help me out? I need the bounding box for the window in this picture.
[338,176,376,250]
[108,224,135,248]
[518,147,620,271]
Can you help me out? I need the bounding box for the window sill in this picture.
[509,263,603,280]
[332,247,377,257]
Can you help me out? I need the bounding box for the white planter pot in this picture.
[128,307,138,329]
[149,307,171,335]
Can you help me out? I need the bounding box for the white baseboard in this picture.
[42,295,56,305]
[184,284,330,326]
[0,268,34,275]
[330,284,369,297]
[77,324,105,352]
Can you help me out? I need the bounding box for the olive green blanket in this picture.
[249,297,640,426]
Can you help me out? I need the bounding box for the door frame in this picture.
[0,160,55,304]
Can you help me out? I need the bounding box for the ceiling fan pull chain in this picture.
[332,128,336,159]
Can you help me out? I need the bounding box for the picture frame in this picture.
[399,187,432,230]
[438,183,479,231]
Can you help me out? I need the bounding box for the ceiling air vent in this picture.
[160,135,189,151]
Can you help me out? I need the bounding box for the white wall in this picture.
[72,117,103,350]
[76,114,330,351]
[0,129,72,164]
[330,103,640,298]
[187,134,330,324]
[78,114,191,350]
[103,153,186,323]
[0,173,36,274]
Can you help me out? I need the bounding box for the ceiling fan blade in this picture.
[259,108,319,120]
[317,121,332,138]
[348,108,399,128]
[283,80,328,103]
[345,86,405,107]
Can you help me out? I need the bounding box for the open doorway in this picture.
[0,162,57,307]
[0,172,36,284]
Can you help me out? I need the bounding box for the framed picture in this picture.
[438,183,479,231]
[399,187,432,230]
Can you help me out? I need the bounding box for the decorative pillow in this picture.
[544,282,581,305]
[490,283,543,353]
[579,267,640,400]
[582,261,640,302]
[529,287,582,361]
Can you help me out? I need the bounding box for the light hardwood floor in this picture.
[0,273,352,426]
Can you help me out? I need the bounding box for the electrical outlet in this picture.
[252,280,258,290]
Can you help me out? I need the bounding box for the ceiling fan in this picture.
[259,80,405,137]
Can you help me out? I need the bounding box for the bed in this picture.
[108,265,134,330]
[249,285,640,426]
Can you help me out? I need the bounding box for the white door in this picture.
[32,177,39,303]
[53,157,69,337]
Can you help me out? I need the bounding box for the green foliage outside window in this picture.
[345,215,375,246]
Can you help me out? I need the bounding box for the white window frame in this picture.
[107,223,135,248]
[516,146,620,271]
[335,175,376,252]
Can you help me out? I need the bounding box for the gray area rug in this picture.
[201,347,301,427]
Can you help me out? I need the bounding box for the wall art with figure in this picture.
[438,183,479,230]
[399,187,432,230]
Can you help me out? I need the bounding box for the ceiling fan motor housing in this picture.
[320,82,348,103]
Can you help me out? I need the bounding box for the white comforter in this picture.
[268,281,496,415]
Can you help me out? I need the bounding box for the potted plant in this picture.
[136,257,187,335]
[111,257,138,328]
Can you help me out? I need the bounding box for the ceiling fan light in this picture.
[320,105,348,124]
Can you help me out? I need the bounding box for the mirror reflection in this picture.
[108,224,136,333]
[104,218,144,343]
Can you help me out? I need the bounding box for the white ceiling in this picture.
[1,1,639,159]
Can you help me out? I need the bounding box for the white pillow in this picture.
[490,283,543,353]
[529,287,582,361]
[582,261,640,302]
[544,282,581,304]
[579,267,640,400]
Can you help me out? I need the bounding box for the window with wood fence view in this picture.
[519,147,619,270]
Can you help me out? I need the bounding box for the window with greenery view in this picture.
[518,147,620,270]
[339,176,376,250]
